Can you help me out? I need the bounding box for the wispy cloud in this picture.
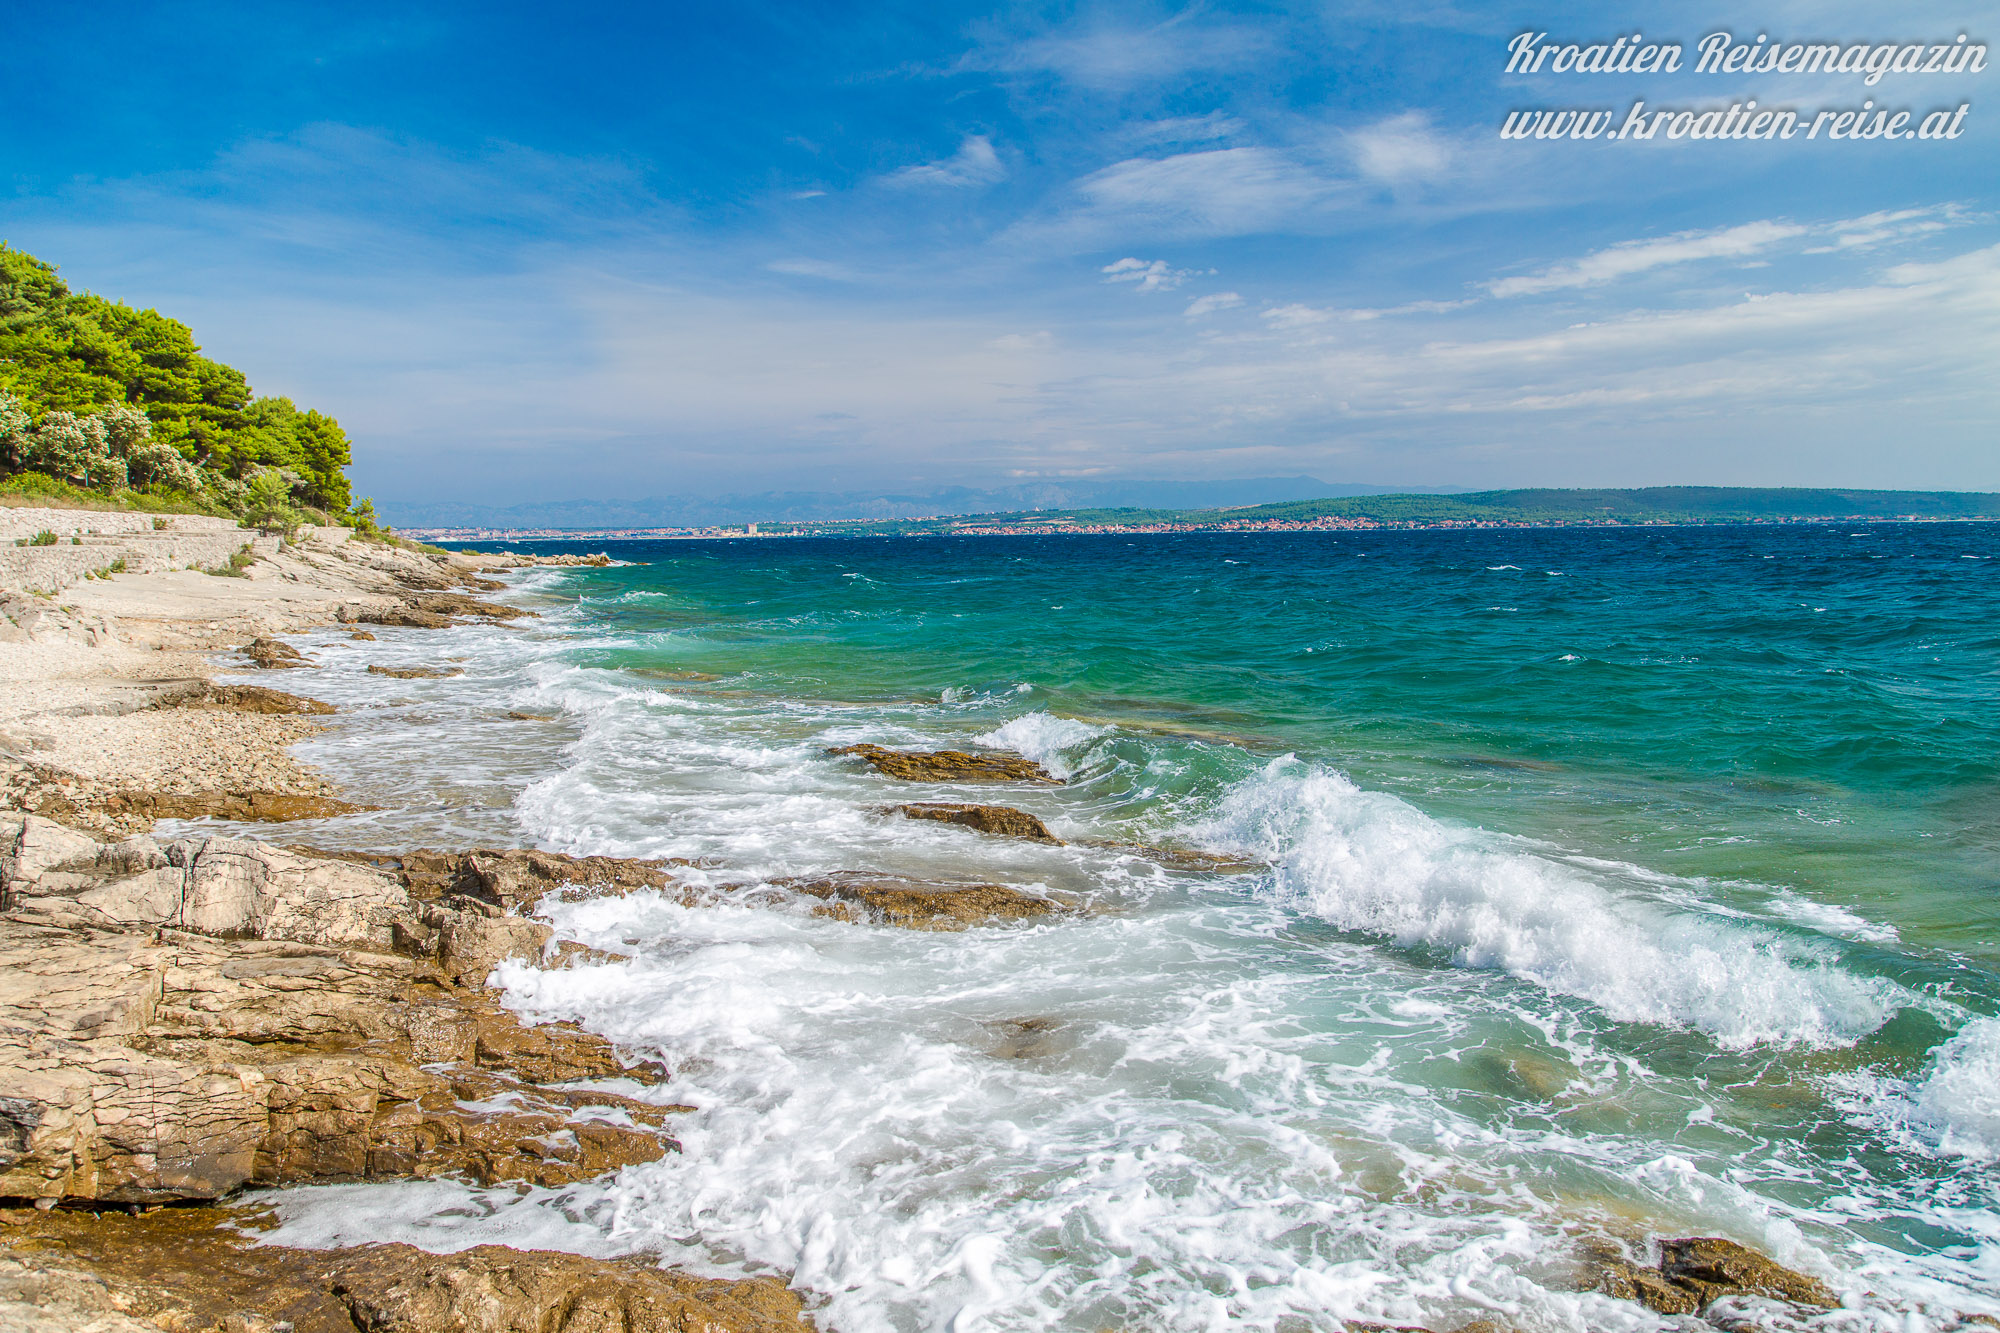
[978,13,1271,90]
[1102,257,1204,291]
[1809,205,1967,252]
[767,258,856,281]
[1128,112,1245,146]
[1074,147,1343,238]
[1184,291,1242,317]
[1485,221,1809,297]
[884,135,1005,189]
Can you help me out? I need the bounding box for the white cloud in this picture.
[982,15,1270,89]
[1810,205,1966,252]
[1129,112,1245,146]
[1184,291,1243,318]
[1261,303,1333,328]
[1101,257,1203,291]
[884,135,1006,189]
[766,258,855,281]
[1485,220,1809,297]
[1347,111,1454,185]
[1075,147,1343,238]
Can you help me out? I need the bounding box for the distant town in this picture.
[402,486,2000,543]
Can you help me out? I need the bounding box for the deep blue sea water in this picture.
[233,524,1999,1333]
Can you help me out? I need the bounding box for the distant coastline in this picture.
[402,484,2000,543]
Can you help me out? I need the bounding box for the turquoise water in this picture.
[249,525,1999,1332]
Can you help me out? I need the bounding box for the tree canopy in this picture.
[0,243,352,511]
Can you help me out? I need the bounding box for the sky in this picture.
[2,1,1995,507]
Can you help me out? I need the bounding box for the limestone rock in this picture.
[1579,1236,1837,1316]
[243,637,313,669]
[199,684,336,716]
[828,741,1060,784]
[892,801,1063,843]
[784,872,1069,930]
[8,831,408,949]
[0,918,670,1203]
[92,790,375,822]
[1657,1237,1838,1310]
[322,846,683,913]
[0,1207,802,1333]
[354,607,454,629]
[403,592,536,620]
[329,1244,807,1332]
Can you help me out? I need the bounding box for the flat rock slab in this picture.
[0,1210,807,1333]
[783,873,1069,930]
[96,790,374,822]
[828,742,1060,784]
[893,802,1063,843]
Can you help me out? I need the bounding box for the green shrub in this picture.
[204,544,256,577]
[25,529,57,546]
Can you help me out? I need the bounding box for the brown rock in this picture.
[506,710,557,721]
[366,664,465,679]
[95,790,375,821]
[1578,1236,1837,1316]
[349,629,377,640]
[1583,1251,1701,1315]
[404,592,536,620]
[354,607,455,628]
[893,802,1063,843]
[201,684,337,716]
[0,819,673,1205]
[784,872,1069,930]
[244,637,314,669]
[1658,1237,1838,1310]
[330,1245,808,1332]
[828,742,1060,784]
[0,1208,804,1333]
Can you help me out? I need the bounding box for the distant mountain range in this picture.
[377,477,1455,530]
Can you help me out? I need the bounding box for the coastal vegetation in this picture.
[0,242,374,532]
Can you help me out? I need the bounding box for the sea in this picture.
[215,524,2000,1333]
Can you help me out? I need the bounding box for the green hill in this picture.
[1213,487,2000,526]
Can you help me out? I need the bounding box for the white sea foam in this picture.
[978,711,1109,777]
[1185,757,1900,1049]
[1842,1019,2000,1162]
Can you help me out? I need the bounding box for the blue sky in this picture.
[3,1,1995,505]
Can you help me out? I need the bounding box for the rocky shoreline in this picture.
[0,520,1879,1332]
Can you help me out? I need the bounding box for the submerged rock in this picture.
[783,871,1069,929]
[828,742,1060,784]
[892,801,1063,843]
[365,664,464,679]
